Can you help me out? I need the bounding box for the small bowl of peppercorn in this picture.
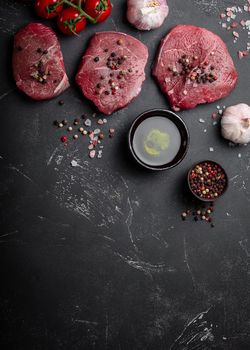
[187,160,228,202]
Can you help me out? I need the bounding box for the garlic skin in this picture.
[221,103,250,144]
[127,0,169,31]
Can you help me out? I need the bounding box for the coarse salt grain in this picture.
[85,119,91,127]
[93,128,101,135]
[71,160,78,167]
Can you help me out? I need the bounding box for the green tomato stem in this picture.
[62,0,97,23]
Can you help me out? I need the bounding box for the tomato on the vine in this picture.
[35,0,63,19]
[57,8,87,35]
[84,0,112,23]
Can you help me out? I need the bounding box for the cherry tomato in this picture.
[57,8,87,35]
[84,0,112,23]
[35,0,63,19]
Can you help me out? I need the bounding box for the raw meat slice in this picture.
[153,25,238,111]
[13,23,69,100]
[76,31,148,115]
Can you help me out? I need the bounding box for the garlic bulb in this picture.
[221,103,250,144]
[127,0,169,31]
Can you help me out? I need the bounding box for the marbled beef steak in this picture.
[13,23,69,100]
[76,31,148,115]
[153,25,238,111]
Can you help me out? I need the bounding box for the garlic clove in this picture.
[221,103,250,144]
[127,0,169,31]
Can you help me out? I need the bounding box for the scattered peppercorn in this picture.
[59,100,64,106]
[94,57,100,62]
[61,136,68,143]
[169,55,218,86]
[74,118,80,125]
[62,119,68,125]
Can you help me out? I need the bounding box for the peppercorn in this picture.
[94,57,100,62]
[59,100,64,106]
[74,118,80,125]
[62,119,68,125]
[61,136,67,143]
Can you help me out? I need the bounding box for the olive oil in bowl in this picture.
[129,109,189,170]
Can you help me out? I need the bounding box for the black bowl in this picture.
[187,160,229,202]
[128,109,189,171]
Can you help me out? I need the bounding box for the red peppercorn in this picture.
[60,136,68,143]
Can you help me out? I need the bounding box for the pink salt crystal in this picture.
[238,51,244,59]
[241,20,246,26]
[231,22,238,28]
[233,31,239,38]
[89,132,94,140]
[220,13,226,19]
[243,51,249,56]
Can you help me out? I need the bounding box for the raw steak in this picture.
[76,31,148,115]
[13,23,69,100]
[153,25,238,111]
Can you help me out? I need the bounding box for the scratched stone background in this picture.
[0,0,250,349]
